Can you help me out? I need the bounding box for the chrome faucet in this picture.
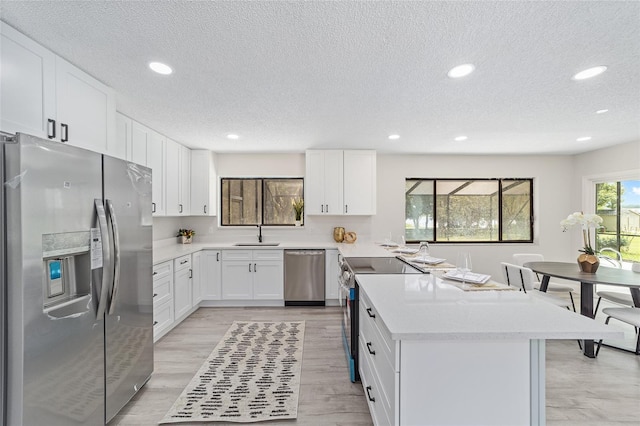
[257,224,263,243]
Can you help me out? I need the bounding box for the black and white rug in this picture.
[159,321,305,424]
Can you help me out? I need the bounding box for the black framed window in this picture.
[221,178,304,226]
[405,178,533,243]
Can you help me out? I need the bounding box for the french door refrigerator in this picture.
[1,133,154,425]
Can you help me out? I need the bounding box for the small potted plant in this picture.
[292,198,304,226]
[177,229,195,244]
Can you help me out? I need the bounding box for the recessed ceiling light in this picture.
[388,134,400,140]
[149,61,172,75]
[226,134,239,140]
[595,109,609,114]
[572,66,607,81]
[447,64,475,79]
[454,136,468,141]
[576,136,592,142]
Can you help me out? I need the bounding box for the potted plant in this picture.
[177,229,195,244]
[292,198,304,226]
[560,212,603,272]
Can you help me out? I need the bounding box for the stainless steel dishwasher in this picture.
[284,250,325,306]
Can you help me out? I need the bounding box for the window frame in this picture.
[220,177,304,226]
[405,177,534,244]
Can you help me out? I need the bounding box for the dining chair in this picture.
[512,253,576,311]
[501,262,574,309]
[595,307,640,356]
[501,262,582,350]
[594,248,634,316]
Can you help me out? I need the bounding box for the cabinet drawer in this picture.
[174,254,191,271]
[153,260,172,279]
[222,250,252,261]
[252,249,283,261]
[153,299,174,336]
[152,273,173,307]
[360,325,397,423]
[360,290,397,370]
[359,338,394,426]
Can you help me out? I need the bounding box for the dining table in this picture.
[524,261,640,358]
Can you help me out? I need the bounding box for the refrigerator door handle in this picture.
[95,199,112,320]
[106,199,121,315]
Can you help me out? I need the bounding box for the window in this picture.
[405,178,533,243]
[221,178,304,226]
[595,180,640,262]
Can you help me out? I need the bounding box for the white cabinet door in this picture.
[221,261,253,299]
[179,144,191,216]
[165,138,181,216]
[323,150,344,215]
[343,150,376,215]
[0,22,56,139]
[192,251,203,306]
[305,150,345,215]
[174,266,193,319]
[55,56,116,153]
[325,249,340,300]
[131,120,149,166]
[305,150,325,215]
[190,150,217,216]
[114,113,132,161]
[202,251,222,300]
[147,130,165,216]
[253,261,284,299]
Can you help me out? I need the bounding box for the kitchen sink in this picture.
[233,242,281,246]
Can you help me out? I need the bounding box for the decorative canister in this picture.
[577,253,599,273]
[333,227,345,242]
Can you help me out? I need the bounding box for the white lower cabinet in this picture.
[192,251,203,305]
[221,250,283,301]
[152,260,174,341]
[325,249,340,303]
[173,254,193,320]
[201,250,222,300]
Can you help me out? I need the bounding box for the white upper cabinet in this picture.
[305,150,376,215]
[130,120,149,166]
[165,139,191,216]
[305,150,344,215]
[148,130,166,216]
[114,113,132,160]
[55,56,116,153]
[343,150,376,215]
[1,22,56,138]
[1,23,116,155]
[190,150,217,216]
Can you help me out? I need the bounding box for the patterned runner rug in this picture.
[159,321,305,424]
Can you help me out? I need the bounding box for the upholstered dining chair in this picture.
[594,248,634,316]
[512,253,576,311]
[596,307,640,356]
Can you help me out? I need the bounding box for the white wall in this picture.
[154,142,639,281]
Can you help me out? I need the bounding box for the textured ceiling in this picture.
[1,1,639,155]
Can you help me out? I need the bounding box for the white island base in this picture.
[356,274,622,426]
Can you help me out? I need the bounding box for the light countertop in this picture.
[356,274,624,341]
[153,241,395,264]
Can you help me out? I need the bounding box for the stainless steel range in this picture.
[338,256,423,382]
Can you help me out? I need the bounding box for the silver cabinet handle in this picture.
[94,199,112,320]
[106,199,121,315]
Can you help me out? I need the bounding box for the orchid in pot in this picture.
[560,212,603,272]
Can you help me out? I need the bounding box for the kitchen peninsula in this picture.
[356,274,623,426]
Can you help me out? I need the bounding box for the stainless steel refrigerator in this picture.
[1,133,154,425]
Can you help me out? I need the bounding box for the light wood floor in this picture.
[110,306,640,426]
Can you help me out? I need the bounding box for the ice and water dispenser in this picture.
[42,231,96,317]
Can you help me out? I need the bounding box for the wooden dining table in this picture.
[524,261,640,358]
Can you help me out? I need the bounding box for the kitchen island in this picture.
[356,274,623,426]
